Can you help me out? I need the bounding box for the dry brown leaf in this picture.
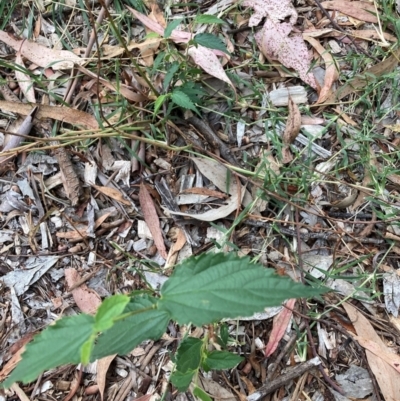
[56,212,111,240]
[352,29,397,43]
[165,228,187,269]
[15,52,36,103]
[76,65,146,103]
[0,31,85,70]
[304,36,339,103]
[281,96,301,164]
[0,100,99,130]
[92,184,131,206]
[139,183,168,259]
[283,96,301,145]
[328,48,400,102]
[320,1,378,23]
[53,147,81,206]
[97,355,116,401]
[65,269,102,314]
[181,187,228,199]
[342,302,400,401]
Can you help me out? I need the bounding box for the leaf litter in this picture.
[0,0,399,400]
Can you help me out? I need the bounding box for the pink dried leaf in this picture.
[242,0,298,27]
[187,45,234,89]
[304,36,339,103]
[64,268,102,315]
[128,7,233,87]
[15,51,36,103]
[128,6,192,43]
[0,30,83,70]
[264,299,296,357]
[255,20,317,89]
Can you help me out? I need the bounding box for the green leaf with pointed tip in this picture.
[154,94,168,115]
[3,314,95,387]
[90,295,170,360]
[171,90,199,114]
[193,33,229,54]
[94,294,130,332]
[158,253,327,326]
[175,337,203,373]
[202,350,243,372]
[193,386,213,401]
[170,370,196,392]
[164,18,184,38]
[194,15,226,25]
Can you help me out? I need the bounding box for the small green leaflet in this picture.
[202,350,243,371]
[170,370,196,392]
[163,61,180,91]
[164,18,184,38]
[154,94,168,115]
[94,294,130,332]
[175,337,203,372]
[194,15,226,25]
[158,253,327,326]
[171,90,199,114]
[193,386,213,401]
[171,337,203,391]
[193,33,229,54]
[3,314,95,386]
[90,295,169,360]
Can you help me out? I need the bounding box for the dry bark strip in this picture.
[247,356,321,401]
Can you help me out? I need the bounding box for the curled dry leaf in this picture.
[242,0,298,27]
[281,96,301,164]
[304,36,339,104]
[15,52,36,103]
[164,157,245,222]
[320,1,378,23]
[283,96,301,145]
[255,20,317,89]
[65,269,102,314]
[139,183,168,259]
[0,31,84,70]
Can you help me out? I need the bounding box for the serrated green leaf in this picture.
[163,61,180,91]
[154,94,168,115]
[175,337,203,372]
[165,18,184,39]
[90,295,169,360]
[194,15,226,25]
[94,295,130,332]
[159,253,327,326]
[193,33,229,54]
[193,386,213,401]
[171,90,198,114]
[202,350,243,372]
[3,314,95,387]
[170,370,196,392]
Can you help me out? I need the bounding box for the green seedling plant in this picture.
[3,252,327,392]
